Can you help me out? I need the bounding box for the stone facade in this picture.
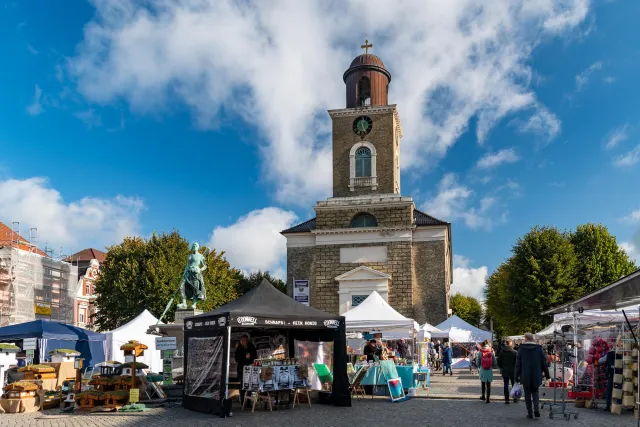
[412,241,450,325]
[315,203,412,229]
[285,247,314,297]
[330,107,400,198]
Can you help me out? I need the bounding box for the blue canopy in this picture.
[0,320,105,341]
[0,320,106,369]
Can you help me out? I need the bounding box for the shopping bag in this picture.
[510,383,522,399]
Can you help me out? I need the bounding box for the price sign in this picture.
[129,388,139,403]
[23,338,37,350]
[156,337,177,351]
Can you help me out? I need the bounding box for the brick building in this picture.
[65,248,105,329]
[281,45,453,325]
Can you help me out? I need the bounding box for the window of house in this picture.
[351,295,369,307]
[85,281,91,296]
[79,308,86,324]
[351,213,378,228]
[355,147,372,177]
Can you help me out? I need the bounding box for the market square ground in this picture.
[1,398,631,427]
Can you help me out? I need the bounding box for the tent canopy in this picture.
[543,268,640,315]
[342,291,416,331]
[188,279,342,328]
[536,308,640,337]
[431,315,492,343]
[0,320,105,341]
[105,309,163,373]
[421,323,442,333]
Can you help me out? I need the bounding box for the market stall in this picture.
[105,309,163,373]
[182,279,350,415]
[431,315,492,368]
[543,268,640,416]
[0,320,106,369]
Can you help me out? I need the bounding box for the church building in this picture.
[282,42,453,326]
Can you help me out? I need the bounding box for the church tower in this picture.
[282,41,453,326]
[331,40,401,197]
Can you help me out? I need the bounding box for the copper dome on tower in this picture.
[343,41,391,108]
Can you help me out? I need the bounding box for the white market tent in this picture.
[536,308,640,337]
[104,309,163,373]
[431,315,492,343]
[418,322,441,341]
[343,291,416,334]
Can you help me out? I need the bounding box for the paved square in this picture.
[0,398,632,427]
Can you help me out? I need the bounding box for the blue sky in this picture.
[1,0,639,300]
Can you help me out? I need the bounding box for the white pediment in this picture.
[335,265,391,281]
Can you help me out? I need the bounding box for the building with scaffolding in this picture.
[0,221,79,327]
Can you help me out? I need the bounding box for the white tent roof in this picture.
[536,308,639,337]
[421,323,442,333]
[431,315,492,343]
[343,291,416,331]
[105,310,164,373]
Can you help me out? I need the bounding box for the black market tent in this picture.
[543,268,640,315]
[182,279,350,414]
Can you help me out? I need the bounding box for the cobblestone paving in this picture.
[0,398,633,427]
[430,369,574,401]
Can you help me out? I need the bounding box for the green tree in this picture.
[569,223,637,294]
[237,270,286,295]
[484,262,513,337]
[450,293,483,327]
[93,231,239,331]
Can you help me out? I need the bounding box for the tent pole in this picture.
[225,326,231,398]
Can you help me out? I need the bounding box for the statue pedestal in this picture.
[174,308,202,324]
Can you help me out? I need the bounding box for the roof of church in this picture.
[349,53,386,69]
[281,209,449,234]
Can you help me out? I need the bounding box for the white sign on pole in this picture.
[155,336,177,351]
[293,280,310,306]
[22,338,37,351]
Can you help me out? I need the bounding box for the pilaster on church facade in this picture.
[281,43,453,326]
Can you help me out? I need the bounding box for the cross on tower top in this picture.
[361,39,373,55]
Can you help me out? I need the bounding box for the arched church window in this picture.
[355,147,372,177]
[351,213,377,228]
[357,76,371,106]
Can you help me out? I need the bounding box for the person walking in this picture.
[598,347,615,412]
[442,342,453,376]
[234,335,257,403]
[498,339,517,404]
[476,340,497,403]
[515,333,551,419]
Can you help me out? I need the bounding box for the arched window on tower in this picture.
[355,147,372,177]
[357,76,371,106]
[351,213,377,228]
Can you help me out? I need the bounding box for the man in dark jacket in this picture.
[235,335,257,402]
[498,339,517,404]
[598,348,615,411]
[441,342,453,376]
[515,333,550,419]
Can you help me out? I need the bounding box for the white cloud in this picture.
[26,44,39,55]
[0,177,143,253]
[575,61,602,91]
[604,124,628,150]
[516,106,561,142]
[75,109,103,129]
[603,76,616,84]
[476,148,520,169]
[452,255,488,301]
[68,0,589,205]
[422,174,504,230]
[623,209,640,223]
[26,85,43,116]
[620,242,640,265]
[613,145,640,167]
[208,207,297,273]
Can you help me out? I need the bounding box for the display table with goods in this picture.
[0,380,42,413]
[354,359,416,394]
[241,359,309,411]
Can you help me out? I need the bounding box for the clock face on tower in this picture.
[353,116,373,137]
